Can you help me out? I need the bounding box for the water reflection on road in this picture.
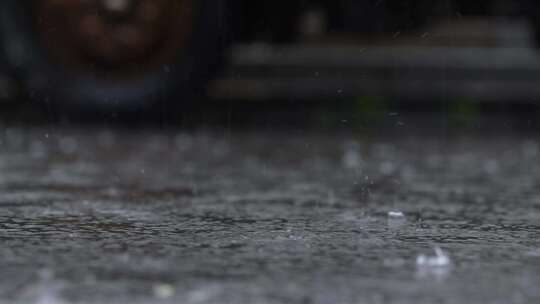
[1,128,539,303]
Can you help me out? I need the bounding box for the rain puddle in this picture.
[1,128,540,303]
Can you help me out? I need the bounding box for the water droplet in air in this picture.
[153,284,175,299]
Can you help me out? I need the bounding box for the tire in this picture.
[0,0,229,112]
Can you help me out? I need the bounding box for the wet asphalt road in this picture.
[1,125,540,303]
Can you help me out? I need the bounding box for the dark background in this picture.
[1,0,540,123]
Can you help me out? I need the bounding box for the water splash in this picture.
[416,247,451,267]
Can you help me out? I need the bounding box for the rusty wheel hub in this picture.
[37,0,193,75]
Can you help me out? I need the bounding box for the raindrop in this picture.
[153,284,175,299]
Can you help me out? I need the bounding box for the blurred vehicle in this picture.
[0,0,536,110]
[0,0,227,111]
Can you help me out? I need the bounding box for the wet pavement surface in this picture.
[1,126,540,303]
